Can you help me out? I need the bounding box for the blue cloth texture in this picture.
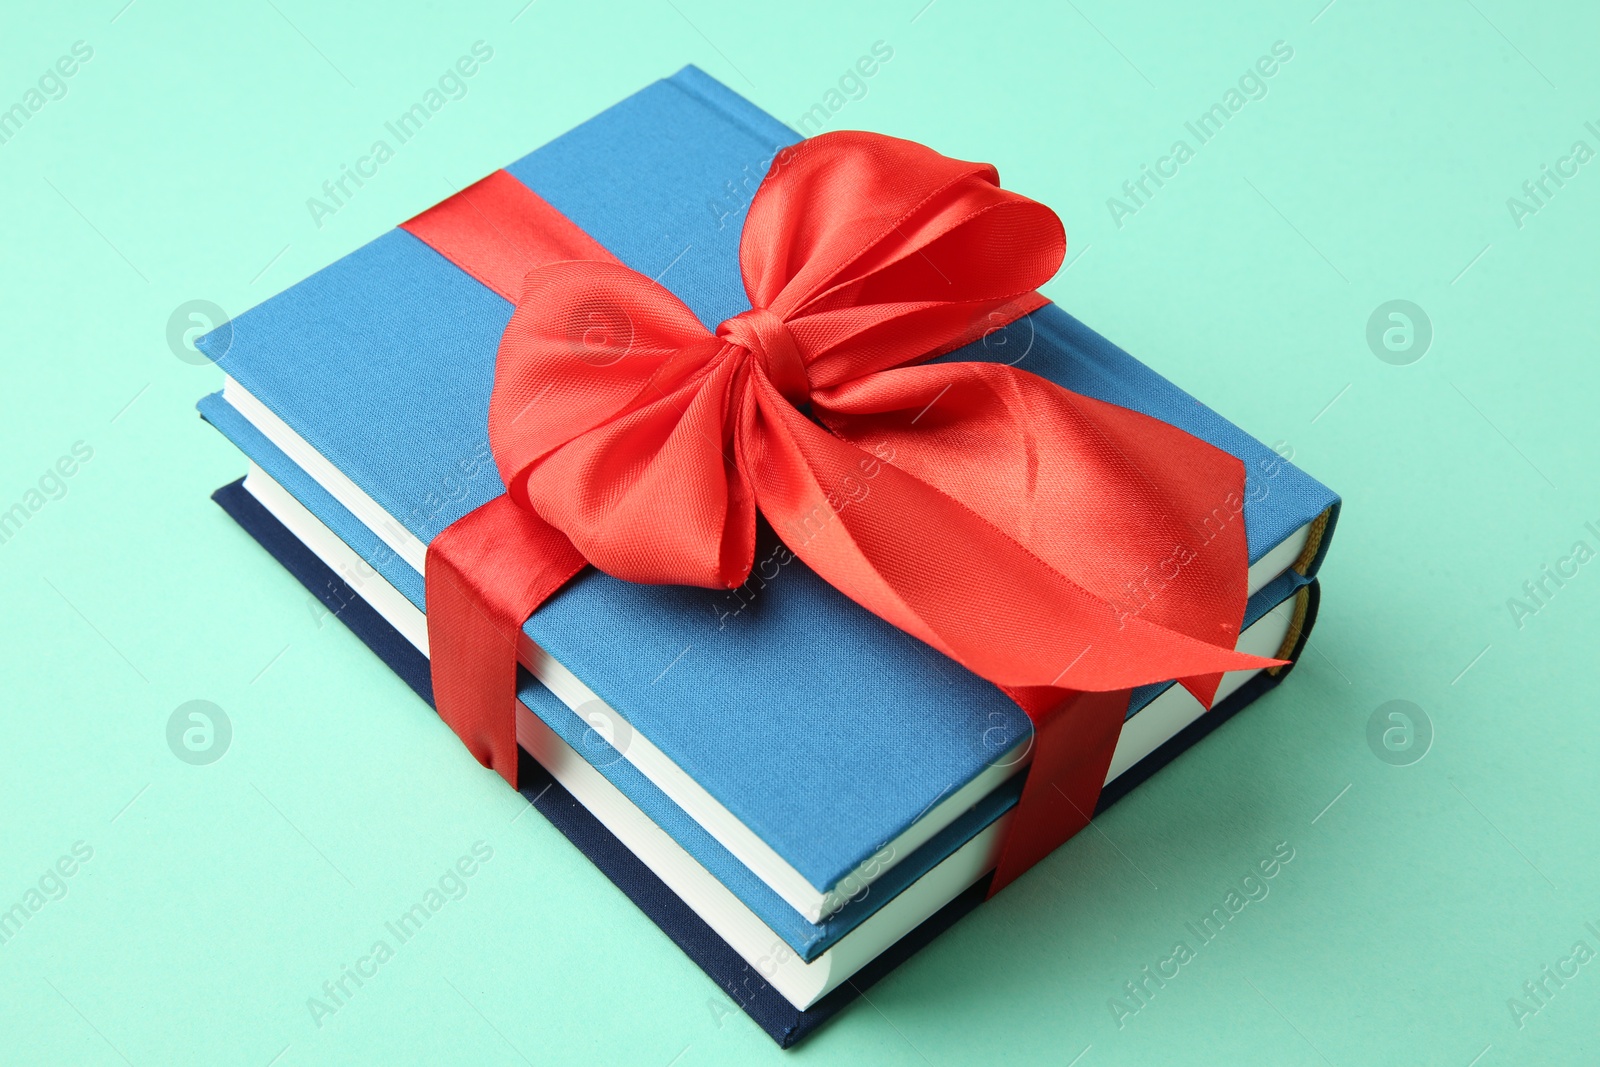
[196,65,1339,895]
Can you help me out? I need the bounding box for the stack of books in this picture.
[197,67,1338,1048]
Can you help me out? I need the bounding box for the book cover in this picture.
[195,66,1338,916]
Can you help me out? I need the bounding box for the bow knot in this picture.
[717,306,809,405]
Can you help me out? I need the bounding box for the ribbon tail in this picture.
[816,360,1274,704]
[743,377,1277,692]
[426,493,586,786]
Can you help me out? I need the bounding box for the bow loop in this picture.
[739,132,1067,386]
[489,260,751,590]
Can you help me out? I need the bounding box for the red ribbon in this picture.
[407,132,1280,897]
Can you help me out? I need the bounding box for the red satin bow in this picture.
[487,131,1272,700]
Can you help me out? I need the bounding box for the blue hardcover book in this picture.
[194,65,1338,1023]
[200,397,1317,1014]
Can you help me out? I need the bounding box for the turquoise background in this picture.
[1,0,1596,1063]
